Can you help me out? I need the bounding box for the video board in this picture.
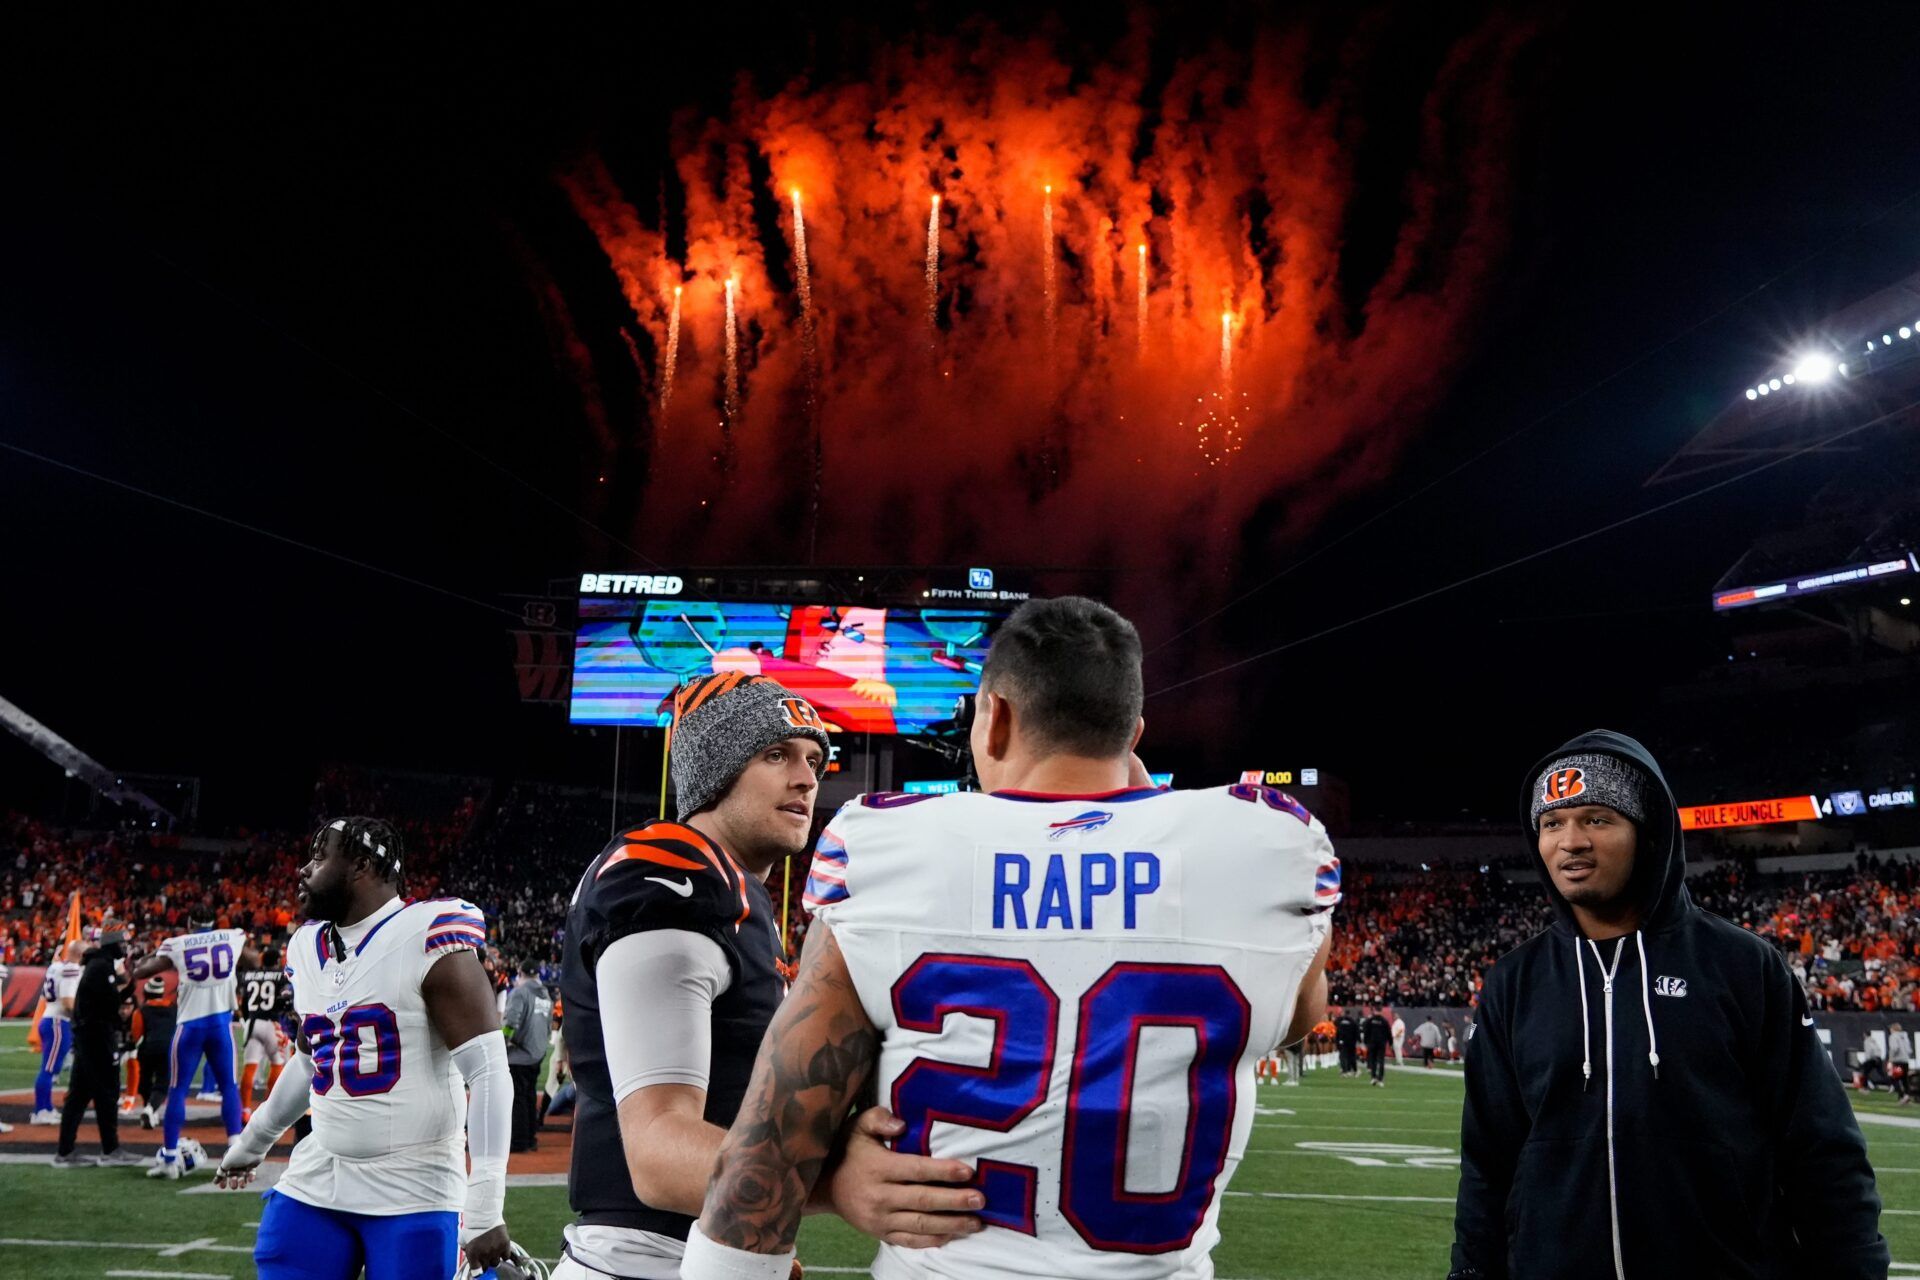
[570,598,1002,734]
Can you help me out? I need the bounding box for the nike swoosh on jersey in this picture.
[645,876,695,898]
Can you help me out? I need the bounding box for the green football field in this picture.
[6,1020,1920,1278]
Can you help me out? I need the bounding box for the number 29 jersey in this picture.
[279,895,489,1216]
[803,784,1340,1280]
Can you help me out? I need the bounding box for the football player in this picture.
[558,673,983,1278]
[686,596,1339,1280]
[30,940,84,1124]
[131,906,259,1176]
[213,817,524,1279]
[237,945,293,1123]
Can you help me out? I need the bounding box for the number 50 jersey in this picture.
[158,927,250,1023]
[279,896,488,1217]
[804,784,1340,1280]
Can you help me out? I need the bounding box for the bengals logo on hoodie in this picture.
[1542,768,1586,802]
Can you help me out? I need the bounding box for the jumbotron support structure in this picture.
[0,692,176,826]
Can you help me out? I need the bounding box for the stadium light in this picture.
[1794,353,1834,384]
[1839,363,1849,374]
[1903,327,1914,340]
[1783,373,1796,385]
[1769,378,1782,390]
[1746,388,1759,400]
[1757,383,1770,395]
[1885,334,1894,345]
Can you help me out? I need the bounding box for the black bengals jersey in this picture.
[238,968,291,1025]
[562,819,787,1240]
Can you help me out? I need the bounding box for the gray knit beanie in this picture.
[669,673,831,820]
[1530,752,1654,829]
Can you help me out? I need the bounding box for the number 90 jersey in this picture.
[804,785,1339,1280]
[279,897,488,1216]
[158,927,249,1023]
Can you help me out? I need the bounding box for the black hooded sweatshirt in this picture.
[1449,730,1887,1280]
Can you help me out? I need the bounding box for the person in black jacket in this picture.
[1361,1005,1392,1086]
[1449,729,1887,1280]
[1334,1008,1361,1076]
[54,933,143,1167]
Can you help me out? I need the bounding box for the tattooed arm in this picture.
[690,919,982,1272]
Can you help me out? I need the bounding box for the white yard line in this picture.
[1856,1112,1920,1131]
[0,1238,249,1255]
[1224,1190,1454,1204]
[105,1272,229,1279]
[1254,1122,1461,1133]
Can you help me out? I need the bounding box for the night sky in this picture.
[4,4,1918,829]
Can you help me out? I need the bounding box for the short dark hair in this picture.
[981,596,1144,758]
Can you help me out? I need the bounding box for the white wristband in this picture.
[680,1222,795,1280]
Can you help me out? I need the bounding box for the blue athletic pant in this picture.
[162,1012,241,1157]
[34,1017,71,1112]
[256,1189,494,1280]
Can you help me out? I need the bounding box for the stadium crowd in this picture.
[5,789,1919,1017]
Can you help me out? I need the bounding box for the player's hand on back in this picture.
[462,1223,512,1271]
[820,1105,984,1248]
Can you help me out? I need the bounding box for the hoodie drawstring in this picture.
[1576,936,1593,1089]
[1635,932,1661,1078]
[1577,932,1662,1089]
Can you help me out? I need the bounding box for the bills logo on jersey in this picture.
[1047,810,1114,839]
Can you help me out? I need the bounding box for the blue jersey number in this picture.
[183,942,235,982]
[302,1003,403,1096]
[889,955,1251,1253]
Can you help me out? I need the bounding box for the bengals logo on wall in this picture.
[779,698,827,733]
[1542,767,1586,802]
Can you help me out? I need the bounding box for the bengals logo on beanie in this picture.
[1530,751,1653,829]
[1542,768,1586,803]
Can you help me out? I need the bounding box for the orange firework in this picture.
[554,20,1533,568]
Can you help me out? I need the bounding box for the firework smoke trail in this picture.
[1220,311,1233,388]
[1042,185,1057,363]
[790,190,816,362]
[924,195,941,338]
[722,278,740,434]
[661,285,682,414]
[1136,244,1148,362]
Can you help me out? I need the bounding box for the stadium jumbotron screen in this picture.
[570,597,1004,734]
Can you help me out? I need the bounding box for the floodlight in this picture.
[1768,378,1782,390]
[1794,354,1834,383]
[1746,388,1759,400]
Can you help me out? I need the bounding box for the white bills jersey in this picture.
[42,961,83,1020]
[159,927,249,1023]
[804,784,1340,1280]
[280,895,488,1216]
